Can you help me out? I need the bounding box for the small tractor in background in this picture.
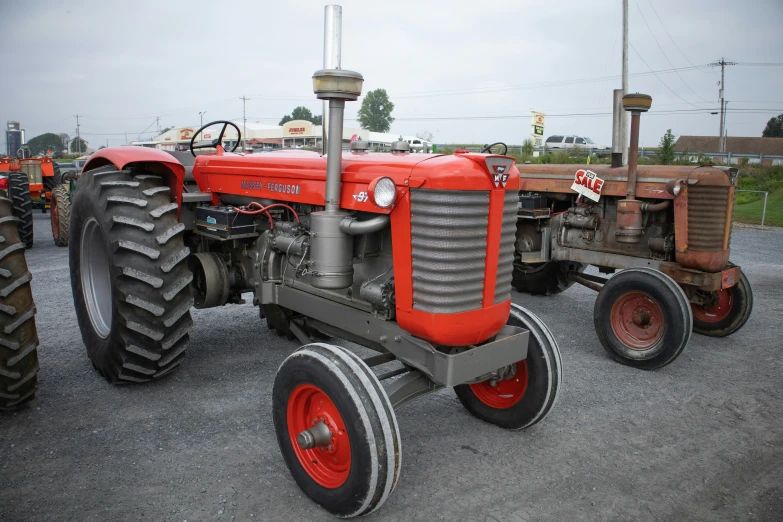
[512,93,751,370]
[65,32,562,517]
[0,148,60,248]
[0,173,40,409]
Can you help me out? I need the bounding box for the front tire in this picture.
[455,304,562,430]
[0,196,39,409]
[69,165,193,383]
[594,268,692,370]
[691,270,753,337]
[273,343,401,517]
[8,172,33,249]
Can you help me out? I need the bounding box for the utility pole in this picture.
[156,116,160,134]
[239,96,248,150]
[710,57,736,153]
[74,114,81,155]
[621,0,629,165]
[199,111,207,128]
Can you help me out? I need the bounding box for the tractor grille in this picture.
[688,185,730,251]
[410,189,489,314]
[494,191,518,304]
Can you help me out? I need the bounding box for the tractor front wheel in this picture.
[454,304,562,430]
[8,172,33,249]
[273,343,401,517]
[512,261,585,296]
[594,268,692,370]
[691,269,753,337]
[50,185,70,247]
[69,165,193,383]
[0,196,39,409]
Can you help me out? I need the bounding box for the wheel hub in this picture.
[610,291,664,350]
[80,218,113,338]
[692,288,733,323]
[287,384,350,488]
[469,361,529,409]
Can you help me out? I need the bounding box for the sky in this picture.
[1,0,782,150]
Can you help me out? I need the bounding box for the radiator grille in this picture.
[494,191,518,304]
[688,185,729,251]
[410,189,489,314]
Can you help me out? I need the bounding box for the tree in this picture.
[279,106,322,126]
[70,137,88,154]
[58,133,70,152]
[27,133,63,156]
[762,114,783,137]
[522,139,535,156]
[416,131,434,142]
[357,89,394,132]
[659,129,676,165]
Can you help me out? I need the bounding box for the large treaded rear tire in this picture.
[512,261,585,296]
[69,165,193,383]
[0,197,39,409]
[8,172,34,249]
[51,185,70,247]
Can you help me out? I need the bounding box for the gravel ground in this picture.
[1,213,781,522]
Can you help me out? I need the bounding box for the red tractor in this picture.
[511,93,751,369]
[66,69,561,516]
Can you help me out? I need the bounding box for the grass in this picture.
[734,189,783,227]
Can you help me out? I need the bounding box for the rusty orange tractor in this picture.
[511,93,751,370]
[0,151,59,248]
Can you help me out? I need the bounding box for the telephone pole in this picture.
[710,57,736,153]
[240,96,248,150]
[74,114,81,155]
[621,0,629,164]
[156,116,160,134]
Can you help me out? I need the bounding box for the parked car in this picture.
[545,135,609,156]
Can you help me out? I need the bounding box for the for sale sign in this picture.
[571,169,605,202]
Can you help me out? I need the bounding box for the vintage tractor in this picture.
[66,68,562,516]
[512,93,751,370]
[0,150,59,248]
[0,174,40,409]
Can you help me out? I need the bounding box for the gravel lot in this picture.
[1,214,781,522]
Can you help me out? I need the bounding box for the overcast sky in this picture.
[1,0,781,149]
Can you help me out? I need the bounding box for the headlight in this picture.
[368,177,396,208]
[665,179,683,196]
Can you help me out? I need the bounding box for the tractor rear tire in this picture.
[0,197,39,409]
[44,164,62,194]
[594,268,692,370]
[51,185,70,247]
[273,343,401,517]
[69,165,193,383]
[691,269,753,337]
[512,261,585,296]
[8,172,34,249]
[455,304,562,430]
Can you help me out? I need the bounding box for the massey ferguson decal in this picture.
[570,169,605,202]
[241,180,301,195]
[492,165,510,188]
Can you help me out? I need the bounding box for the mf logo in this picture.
[492,165,509,188]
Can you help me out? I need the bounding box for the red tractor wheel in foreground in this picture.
[273,343,400,518]
[50,185,70,247]
[594,268,692,370]
[455,304,562,430]
[691,269,753,337]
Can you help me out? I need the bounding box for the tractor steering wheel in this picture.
[190,120,241,157]
[481,142,508,155]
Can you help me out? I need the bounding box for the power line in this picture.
[633,1,708,102]
[645,0,711,74]
[629,42,703,109]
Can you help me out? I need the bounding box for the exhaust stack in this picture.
[615,93,652,244]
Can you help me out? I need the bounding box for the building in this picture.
[674,136,783,165]
[132,119,412,153]
[5,121,23,158]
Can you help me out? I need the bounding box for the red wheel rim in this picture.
[469,361,529,409]
[287,384,350,488]
[692,289,733,323]
[610,291,664,350]
[51,194,59,240]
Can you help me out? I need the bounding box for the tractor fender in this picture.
[82,146,186,206]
